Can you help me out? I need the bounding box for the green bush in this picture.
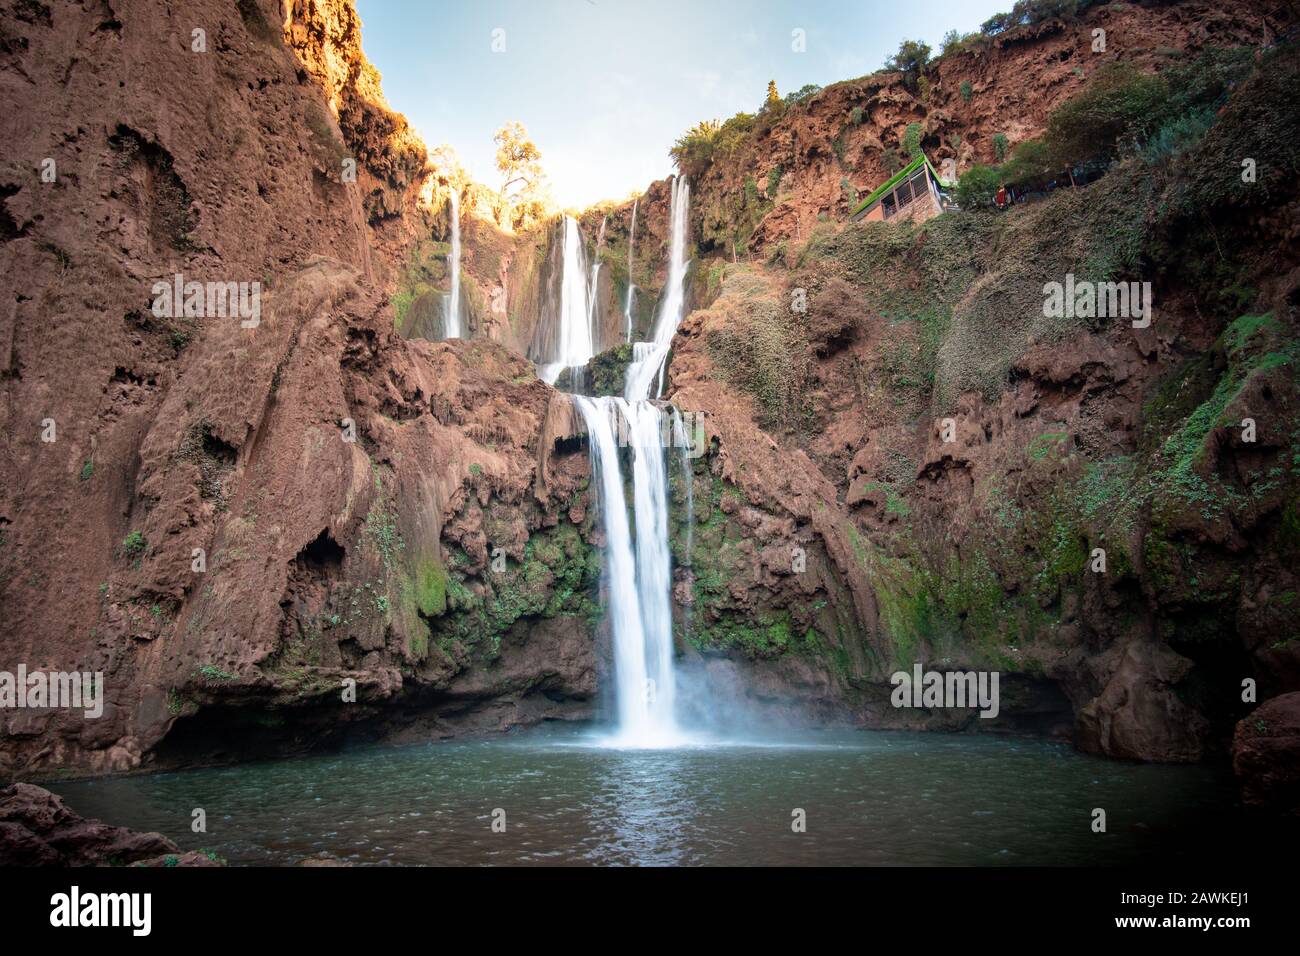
[960,80,973,102]
[669,119,721,177]
[766,164,783,198]
[982,0,1091,36]
[706,272,814,433]
[1141,107,1218,163]
[955,50,1253,194]
[1000,137,1054,183]
[903,123,924,157]
[955,164,1002,208]
[981,11,1017,35]
[841,177,859,208]
[992,133,1009,162]
[1043,62,1169,164]
[121,531,146,558]
[198,664,237,681]
[784,83,822,106]
[884,39,931,88]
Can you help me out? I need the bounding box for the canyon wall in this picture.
[1,0,1298,801]
[646,0,1300,769]
[0,0,602,779]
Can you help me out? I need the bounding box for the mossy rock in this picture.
[583,342,634,397]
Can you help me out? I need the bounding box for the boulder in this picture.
[1232,692,1300,816]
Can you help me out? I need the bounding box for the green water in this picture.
[48,724,1240,866]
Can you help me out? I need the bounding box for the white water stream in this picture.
[624,197,638,343]
[443,190,462,339]
[539,215,595,386]
[575,176,692,746]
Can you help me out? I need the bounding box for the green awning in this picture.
[850,153,940,219]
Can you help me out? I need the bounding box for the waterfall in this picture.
[538,215,594,386]
[624,197,638,343]
[624,176,690,401]
[575,176,692,746]
[587,216,606,351]
[575,396,679,745]
[444,190,462,339]
[673,407,695,646]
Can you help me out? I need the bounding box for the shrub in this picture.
[669,109,761,177]
[1000,137,1054,183]
[121,530,146,557]
[767,164,784,198]
[669,119,721,177]
[832,128,849,166]
[884,39,931,88]
[981,11,1018,35]
[841,177,859,208]
[955,164,1002,208]
[1159,47,1253,119]
[784,83,822,106]
[960,80,973,102]
[1043,62,1168,164]
[975,51,1249,187]
[881,147,907,176]
[716,112,757,156]
[1141,107,1218,163]
[992,133,1009,162]
[903,123,924,157]
[982,0,1090,36]
[942,31,983,57]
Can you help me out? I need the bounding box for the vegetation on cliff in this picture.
[669,37,1300,754]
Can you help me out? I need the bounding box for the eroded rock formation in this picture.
[1,0,1298,823]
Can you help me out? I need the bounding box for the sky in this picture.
[353,0,1009,209]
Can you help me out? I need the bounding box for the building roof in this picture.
[849,153,942,220]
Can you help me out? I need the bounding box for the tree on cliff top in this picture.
[494,122,542,200]
[884,39,931,91]
[981,0,1093,36]
[492,122,551,230]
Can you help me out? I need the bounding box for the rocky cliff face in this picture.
[651,7,1300,774]
[2,0,1298,811]
[0,0,601,779]
[678,0,1286,257]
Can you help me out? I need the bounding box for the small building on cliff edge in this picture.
[849,154,955,225]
